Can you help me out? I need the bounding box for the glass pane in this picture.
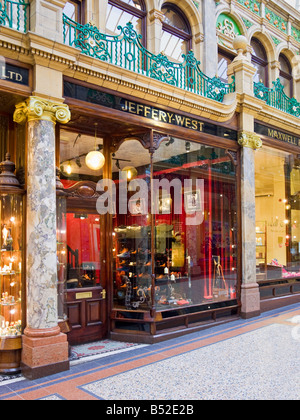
[161,31,187,62]
[255,147,300,281]
[120,0,143,10]
[162,6,189,33]
[57,196,67,320]
[0,194,23,337]
[279,55,291,75]
[111,140,152,310]
[253,62,267,85]
[63,2,76,20]
[60,129,104,185]
[66,213,102,289]
[279,75,292,97]
[218,54,231,82]
[106,5,142,36]
[152,138,238,310]
[251,39,266,60]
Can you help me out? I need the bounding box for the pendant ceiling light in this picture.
[85,123,105,171]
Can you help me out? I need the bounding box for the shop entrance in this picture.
[64,209,107,345]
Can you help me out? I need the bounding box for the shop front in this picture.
[254,122,300,311]
[58,78,240,344]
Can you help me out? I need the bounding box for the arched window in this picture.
[279,54,293,97]
[161,3,192,62]
[251,38,268,85]
[106,0,146,42]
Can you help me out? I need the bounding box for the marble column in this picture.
[13,97,71,379]
[238,132,262,318]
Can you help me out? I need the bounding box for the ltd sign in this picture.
[0,59,29,86]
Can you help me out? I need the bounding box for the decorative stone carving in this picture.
[238,131,262,150]
[13,97,71,125]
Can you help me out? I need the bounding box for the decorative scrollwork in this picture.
[63,16,235,103]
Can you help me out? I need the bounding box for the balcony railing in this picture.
[254,78,300,117]
[63,15,235,103]
[0,0,29,32]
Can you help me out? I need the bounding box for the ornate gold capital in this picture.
[13,97,71,125]
[238,131,262,150]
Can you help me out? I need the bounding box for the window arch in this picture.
[279,54,293,97]
[251,38,268,85]
[106,0,147,42]
[161,3,192,62]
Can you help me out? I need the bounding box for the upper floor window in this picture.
[63,1,83,25]
[279,54,293,97]
[161,3,192,62]
[251,38,268,85]
[218,49,235,83]
[106,0,146,42]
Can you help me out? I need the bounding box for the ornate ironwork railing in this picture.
[63,15,235,103]
[254,78,300,117]
[0,0,29,32]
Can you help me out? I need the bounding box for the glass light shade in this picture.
[85,151,105,171]
[123,166,138,180]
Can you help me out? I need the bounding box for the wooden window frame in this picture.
[161,2,192,52]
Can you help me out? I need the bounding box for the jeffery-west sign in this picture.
[0,59,29,86]
[64,80,237,141]
[255,122,300,147]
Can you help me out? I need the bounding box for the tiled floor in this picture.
[0,303,299,401]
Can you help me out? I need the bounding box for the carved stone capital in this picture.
[13,97,71,125]
[238,131,262,150]
[149,9,165,24]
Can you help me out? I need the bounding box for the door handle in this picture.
[101,289,106,299]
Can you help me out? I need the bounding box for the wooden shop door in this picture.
[65,212,107,345]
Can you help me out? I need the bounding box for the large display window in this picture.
[255,146,300,285]
[111,137,238,312]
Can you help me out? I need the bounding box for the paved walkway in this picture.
[0,303,299,401]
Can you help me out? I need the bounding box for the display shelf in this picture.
[256,221,267,266]
[0,154,24,373]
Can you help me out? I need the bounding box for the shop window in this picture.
[106,0,147,42]
[279,54,293,98]
[218,49,235,83]
[251,38,268,85]
[255,147,300,283]
[59,129,104,184]
[111,138,238,312]
[161,3,192,62]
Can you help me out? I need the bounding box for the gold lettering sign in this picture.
[76,292,93,299]
[121,100,205,133]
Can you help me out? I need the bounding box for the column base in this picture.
[240,282,261,319]
[21,326,69,380]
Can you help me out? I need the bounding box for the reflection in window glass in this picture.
[106,5,142,36]
[255,147,300,282]
[160,32,187,62]
[112,141,152,311]
[251,39,268,85]
[152,139,238,310]
[279,54,292,97]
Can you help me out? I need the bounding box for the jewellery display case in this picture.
[0,154,25,373]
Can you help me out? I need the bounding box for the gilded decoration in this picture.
[13,97,71,125]
[238,131,262,150]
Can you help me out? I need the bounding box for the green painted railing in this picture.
[254,78,300,117]
[0,0,29,32]
[63,15,235,103]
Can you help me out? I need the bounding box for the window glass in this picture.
[161,4,191,62]
[112,140,152,310]
[279,54,292,97]
[106,4,142,35]
[251,39,268,85]
[106,0,145,37]
[218,51,234,83]
[255,147,300,283]
[162,6,189,33]
[152,139,238,309]
[111,137,238,312]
